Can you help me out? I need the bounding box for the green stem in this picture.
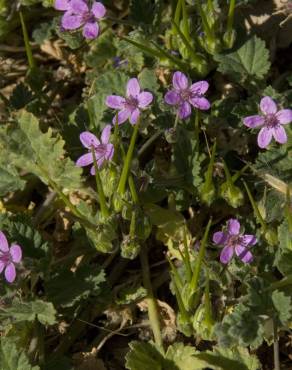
[204,273,214,329]
[174,111,180,129]
[194,109,200,146]
[226,0,236,36]
[196,1,215,42]
[183,227,193,283]
[205,141,216,186]
[243,181,267,231]
[207,0,214,13]
[190,218,212,293]
[19,11,36,69]
[120,142,139,204]
[232,164,249,183]
[167,256,183,291]
[91,148,109,218]
[117,121,140,196]
[172,21,204,65]
[266,275,292,292]
[181,0,190,41]
[171,273,189,322]
[140,246,163,350]
[273,319,280,370]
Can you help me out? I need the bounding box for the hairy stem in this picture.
[19,11,36,69]
[273,320,280,370]
[117,121,140,196]
[91,148,109,218]
[140,245,163,350]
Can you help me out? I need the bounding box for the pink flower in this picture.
[243,96,292,149]
[0,231,22,283]
[76,125,114,175]
[55,0,106,40]
[213,219,257,264]
[164,71,210,120]
[105,78,153,125]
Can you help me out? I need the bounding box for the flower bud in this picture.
[264,228,278,247]
[220,182,244,208]
[121,236,141,260]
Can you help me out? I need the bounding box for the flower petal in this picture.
[130,108,140,125]
[276,109,292,125]
[127,78,140,98]
[70,0,88,13]
[178,101,191,119]
[0,231,9,252]
[260,96,277,115]
[5,263,16,283]
[106,95,125,109]
[190,81,209,95]
[91,2,106,18]
[101,125,112,144]
[189,97,210,110]
[257,127,273,148]
[241,235,257,246]
[54,0,71,11]
[173,71,188,91]
[83,21,99,39]
[235,245,253,263]
[76,153,94,167]
[0,261,4,274]
[227,219,240,235]
[112,109,131,125]
[243,115,264,128]
[220,246,234,264]
[138,92,153,108]
[212,231,227,245]
[164,90,181,105]
[273,125,287,144]
[61,12,83,30]
[10,245,22,263]
[80,131,100,148]
[105,143,114,160]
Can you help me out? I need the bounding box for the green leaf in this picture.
[272,290,292,325]
[0,299,56,326]
[9,83,34,110]
[215,36,270,81]
[125,341,166,370]
[0,337,39,370]
[46,265,106,308]
[0,111,82,191]
[278,220,292,250]
[195,346,261,370]
[276,250,292,276]
[166,343,204,370]
[126,341,203,370]
[0,164,25,196]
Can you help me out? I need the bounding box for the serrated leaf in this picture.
[0,164,25,196]
[46,265,106,307]
[272,290,292,325]
[0,338,39,370]
[166,343,204,370]
[278,220,292,250]
[9,83,34,110]
[125,341,165,370]
[0,111,82,191]
[195,346,261,370]
[0,299,56,326]
[215,36,270,81]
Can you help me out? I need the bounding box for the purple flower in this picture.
[76,125,114,175]
[105,78,153,125]
[243,96,292,149]
[0,231,22,283]
[213,219,257,264]
[164,71,210,120]
[55,0,106,40]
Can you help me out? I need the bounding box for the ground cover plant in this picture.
[0,0,292,369]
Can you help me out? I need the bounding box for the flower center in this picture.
[228,235,242,248]
[125,96,139,111]
[83,11,95,23]
[0,251,11,265]
[95,144,108,157]
[264,114,279,128]
[180,89,192,101]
